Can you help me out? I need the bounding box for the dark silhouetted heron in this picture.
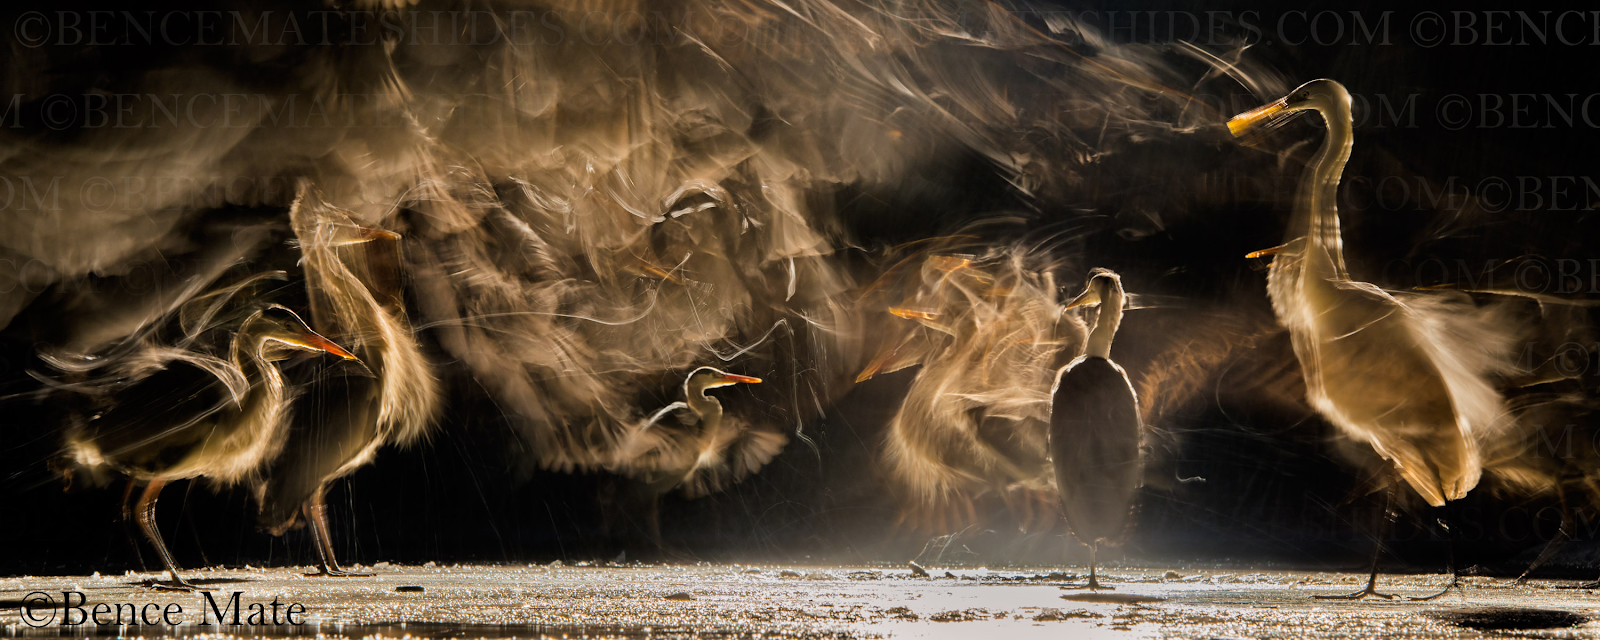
[1049,268,1142,590]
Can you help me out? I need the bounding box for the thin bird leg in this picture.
[1520,480,1574,586]
[120,478,138,521]
[1064,543,1112,590]
[119,479,148,567]
[134,480,211,592]
[304,489,373,577]
[648,494,665,554]
[1086,544,1108,590]
[1410,501,1463,601]
[1316,478,1397,600]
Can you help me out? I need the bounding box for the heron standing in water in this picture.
[1230,79,1519,600]
[59,305,357,590]
[256,185,440,576]
[1050,269,1142,591]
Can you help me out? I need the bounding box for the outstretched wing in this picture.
[679,419,789,498]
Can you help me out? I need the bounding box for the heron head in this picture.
[1066,268,1123,309]
[244,304,362,363]
[1227,79,1352,137]
[688,366,763,391]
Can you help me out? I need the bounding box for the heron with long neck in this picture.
[1049,269,1142,590]
[629,366,772,494]
[61,305,357,591]
[1230,79,1518,600]
[257,184,440,576]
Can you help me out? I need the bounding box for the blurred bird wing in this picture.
[611,402,698,473]
[681,424,789,498]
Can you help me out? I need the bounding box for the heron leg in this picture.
[1410,502,1464,601]
[1519,482,1572,586]
[647,494,665,554]
[120,478,138,521]
[304,489,373,578]
[119,478,148,567]
[1086,544,1108,590]
[1541,482,1600,589]
[134,480,211,592]
[1063,543,1113,590]
[1316,479,1397,600]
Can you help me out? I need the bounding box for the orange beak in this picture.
[361,227,402,242]
[889,307,939,321]
[300,332,361,361]
[1228,98,1288,137]
[1245,246,1283,259]
[720,373,762,384]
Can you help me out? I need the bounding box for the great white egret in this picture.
[59,305,357,590]
[1050,268,1142,590]
[1230,79,1520,600]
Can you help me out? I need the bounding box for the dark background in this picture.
[2,0,1598,577]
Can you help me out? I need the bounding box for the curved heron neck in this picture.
[231,336,286,413]
[685,382,725,420]
[1294,102,1354,278]
[1084,287,1123,360]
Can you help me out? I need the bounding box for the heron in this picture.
[863,250,1087,534]
[1230,79,1519,600]
[622,366,778,496]
[1049,268,1142,590]
[58,305,357,591]
[609,366,775,549]
[256,185,440,577]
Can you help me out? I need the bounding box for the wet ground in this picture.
[4,563,1600,638]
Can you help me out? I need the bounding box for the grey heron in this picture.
[256,184,440,577]
[60,305,357,591]
[1049,268,1142,591]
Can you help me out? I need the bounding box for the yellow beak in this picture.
[1065,289,1101,309]
[285,332,361,361]
[888,307,939,321]
[362,228,402,242]
[1228,98,1288,137]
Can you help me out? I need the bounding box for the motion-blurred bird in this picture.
[621,366,780,497]
[1231,79,1520,600]
[57,305,357,590]
[1049,269,1143,590]
[862,248,1086,533]
[256,185,440,576]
